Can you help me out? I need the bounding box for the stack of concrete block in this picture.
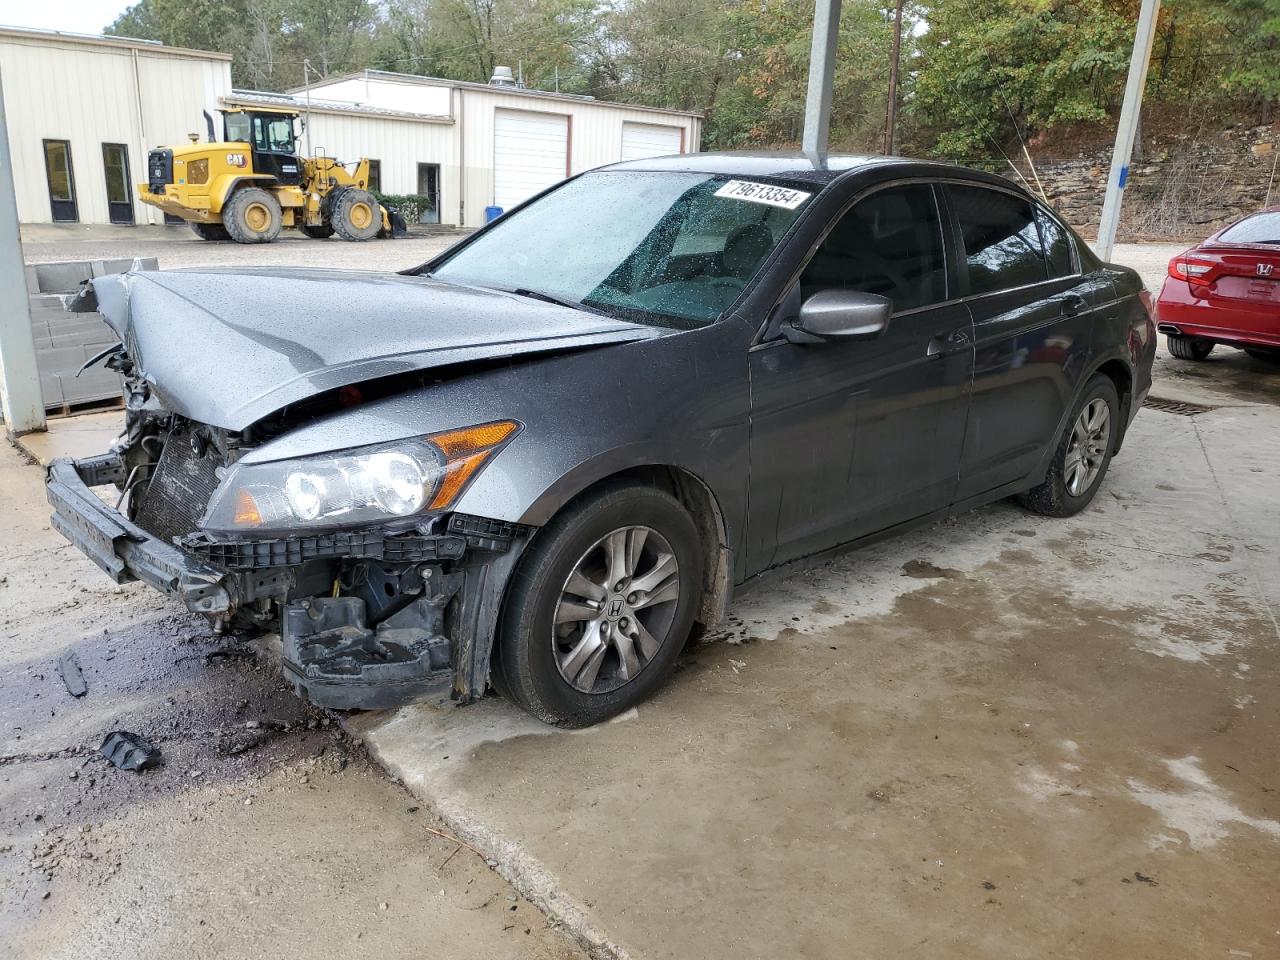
[24,257,159,412]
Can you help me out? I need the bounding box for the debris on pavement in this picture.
[98,731,162,771]
[57,652,87,698]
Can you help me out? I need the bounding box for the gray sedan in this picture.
[48,153,1156,726]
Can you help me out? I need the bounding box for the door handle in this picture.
[927,327,971,357]
[1059,293,1087,315]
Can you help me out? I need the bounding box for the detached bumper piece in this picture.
[46,457,232,615]
[282,571,464,710]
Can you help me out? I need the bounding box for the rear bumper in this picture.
[1156,279,1280,348]
[46,455,233,614]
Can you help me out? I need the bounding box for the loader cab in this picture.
[222,108,302,186]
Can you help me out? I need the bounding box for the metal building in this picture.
[0,27,702,230]
[0,27,232,226]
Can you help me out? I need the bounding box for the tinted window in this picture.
[801,184,947,312]
[951,186,1047,295]
[1218,211,1280,245]
[1036,207,1074,277]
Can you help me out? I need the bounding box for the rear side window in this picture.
[800,183,947,312]
[1036,207,1075,277]
[1218,212,1280,245]
[950,186,1047,295]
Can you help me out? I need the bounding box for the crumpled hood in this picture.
[75,267,659,431]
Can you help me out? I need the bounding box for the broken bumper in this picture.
[46,456,233,615]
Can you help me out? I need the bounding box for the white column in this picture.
[1095,0,1161,262]
[802,0,843,167]
[0,66,46,436]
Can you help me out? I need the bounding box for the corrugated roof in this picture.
[289,69,703,120]
[224,90,453,124]
[0,24,233,61]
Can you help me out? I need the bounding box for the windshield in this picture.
[1218,211,1280,245]
[431,171,812,327]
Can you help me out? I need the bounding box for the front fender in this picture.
[210,174,277,212]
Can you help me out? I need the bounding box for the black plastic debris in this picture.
[99,731,162,771]
[57,652,87,698]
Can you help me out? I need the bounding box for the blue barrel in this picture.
[484,205,504,223]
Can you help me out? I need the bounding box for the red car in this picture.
[1155,206,1280,363]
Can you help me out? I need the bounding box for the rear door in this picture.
[949,184,1113,500]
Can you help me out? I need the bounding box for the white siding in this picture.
[0,32,231,225]
[621,121,684,161]
[492,109,568,211]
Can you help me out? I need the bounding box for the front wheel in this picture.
[493,485,704,727]
[1167,333,1214,361]
[330,188,382,241]
[1018,373,1119,518]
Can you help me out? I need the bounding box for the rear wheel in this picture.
[1167,334,1214,361]
[189,221,229,241]
[1018,373,1119,518]
[301,223,334,240]
[330,188,382,242]
[1244,347,1280,365]
[493,484,703,727]
[222,187,282,244]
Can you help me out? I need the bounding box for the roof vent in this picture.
[489,66,518,87]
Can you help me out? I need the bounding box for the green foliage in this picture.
[373,191,436,221]
[107,0,1280,164]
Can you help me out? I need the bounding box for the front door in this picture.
[947,185,1114,500]
[102,143,134,225]
[747,182,974,571]
[250,113,302,185]
[43,139,78,222]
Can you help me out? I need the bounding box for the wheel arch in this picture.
[210,174,278,212]
[1092,355,1134,452]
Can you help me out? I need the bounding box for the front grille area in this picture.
[134,426,222,545]
[147,148,173,193]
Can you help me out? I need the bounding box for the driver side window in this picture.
[801,184,947,313]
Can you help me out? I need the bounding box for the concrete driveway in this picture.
[5,235,1279,958]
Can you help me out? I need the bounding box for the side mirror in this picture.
[784,289,892,344]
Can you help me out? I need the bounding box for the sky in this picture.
[0,0,131,35]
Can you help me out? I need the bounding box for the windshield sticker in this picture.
[714,180,812,209]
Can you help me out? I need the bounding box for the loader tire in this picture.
[223,187,283,244]
[331,188,382,242]
[190,221,230,241]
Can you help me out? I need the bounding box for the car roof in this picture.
[598,151,1022,191]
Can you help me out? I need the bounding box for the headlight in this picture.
[201,420,520,533]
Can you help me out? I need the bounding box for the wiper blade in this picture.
[509,287,581,310]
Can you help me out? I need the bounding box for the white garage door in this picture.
[493,109,569,211]
[621,122,684,162]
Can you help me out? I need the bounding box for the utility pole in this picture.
[0,67,46,436]
[802,0,843,167]
[884,0,905,155]
[1095,0,1161,262]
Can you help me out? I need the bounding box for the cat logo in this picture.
[226,153,247,167]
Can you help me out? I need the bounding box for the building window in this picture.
[43,139,79,223]
[367,159,381,192]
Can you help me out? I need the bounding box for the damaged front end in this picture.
[48,376,530,711]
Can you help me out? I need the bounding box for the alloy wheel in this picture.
[552,525,681,694]
[1064,397,1111,497]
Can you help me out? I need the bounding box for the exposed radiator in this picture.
[133,426,223,544]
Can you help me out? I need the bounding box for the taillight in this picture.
[1168,257,1215,281]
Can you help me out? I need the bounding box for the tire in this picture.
[1244,347,1280,365]
[1167,333,1214,361]
[1018,373,1120,518]
[222,187,282,244]
[330,188,382,241]
[190,221,230,241]
[493,484,704,727]
[301,223,334,240]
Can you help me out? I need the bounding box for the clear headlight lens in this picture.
[201,420,519,533]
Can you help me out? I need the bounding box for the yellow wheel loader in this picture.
[137,106,407,244]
